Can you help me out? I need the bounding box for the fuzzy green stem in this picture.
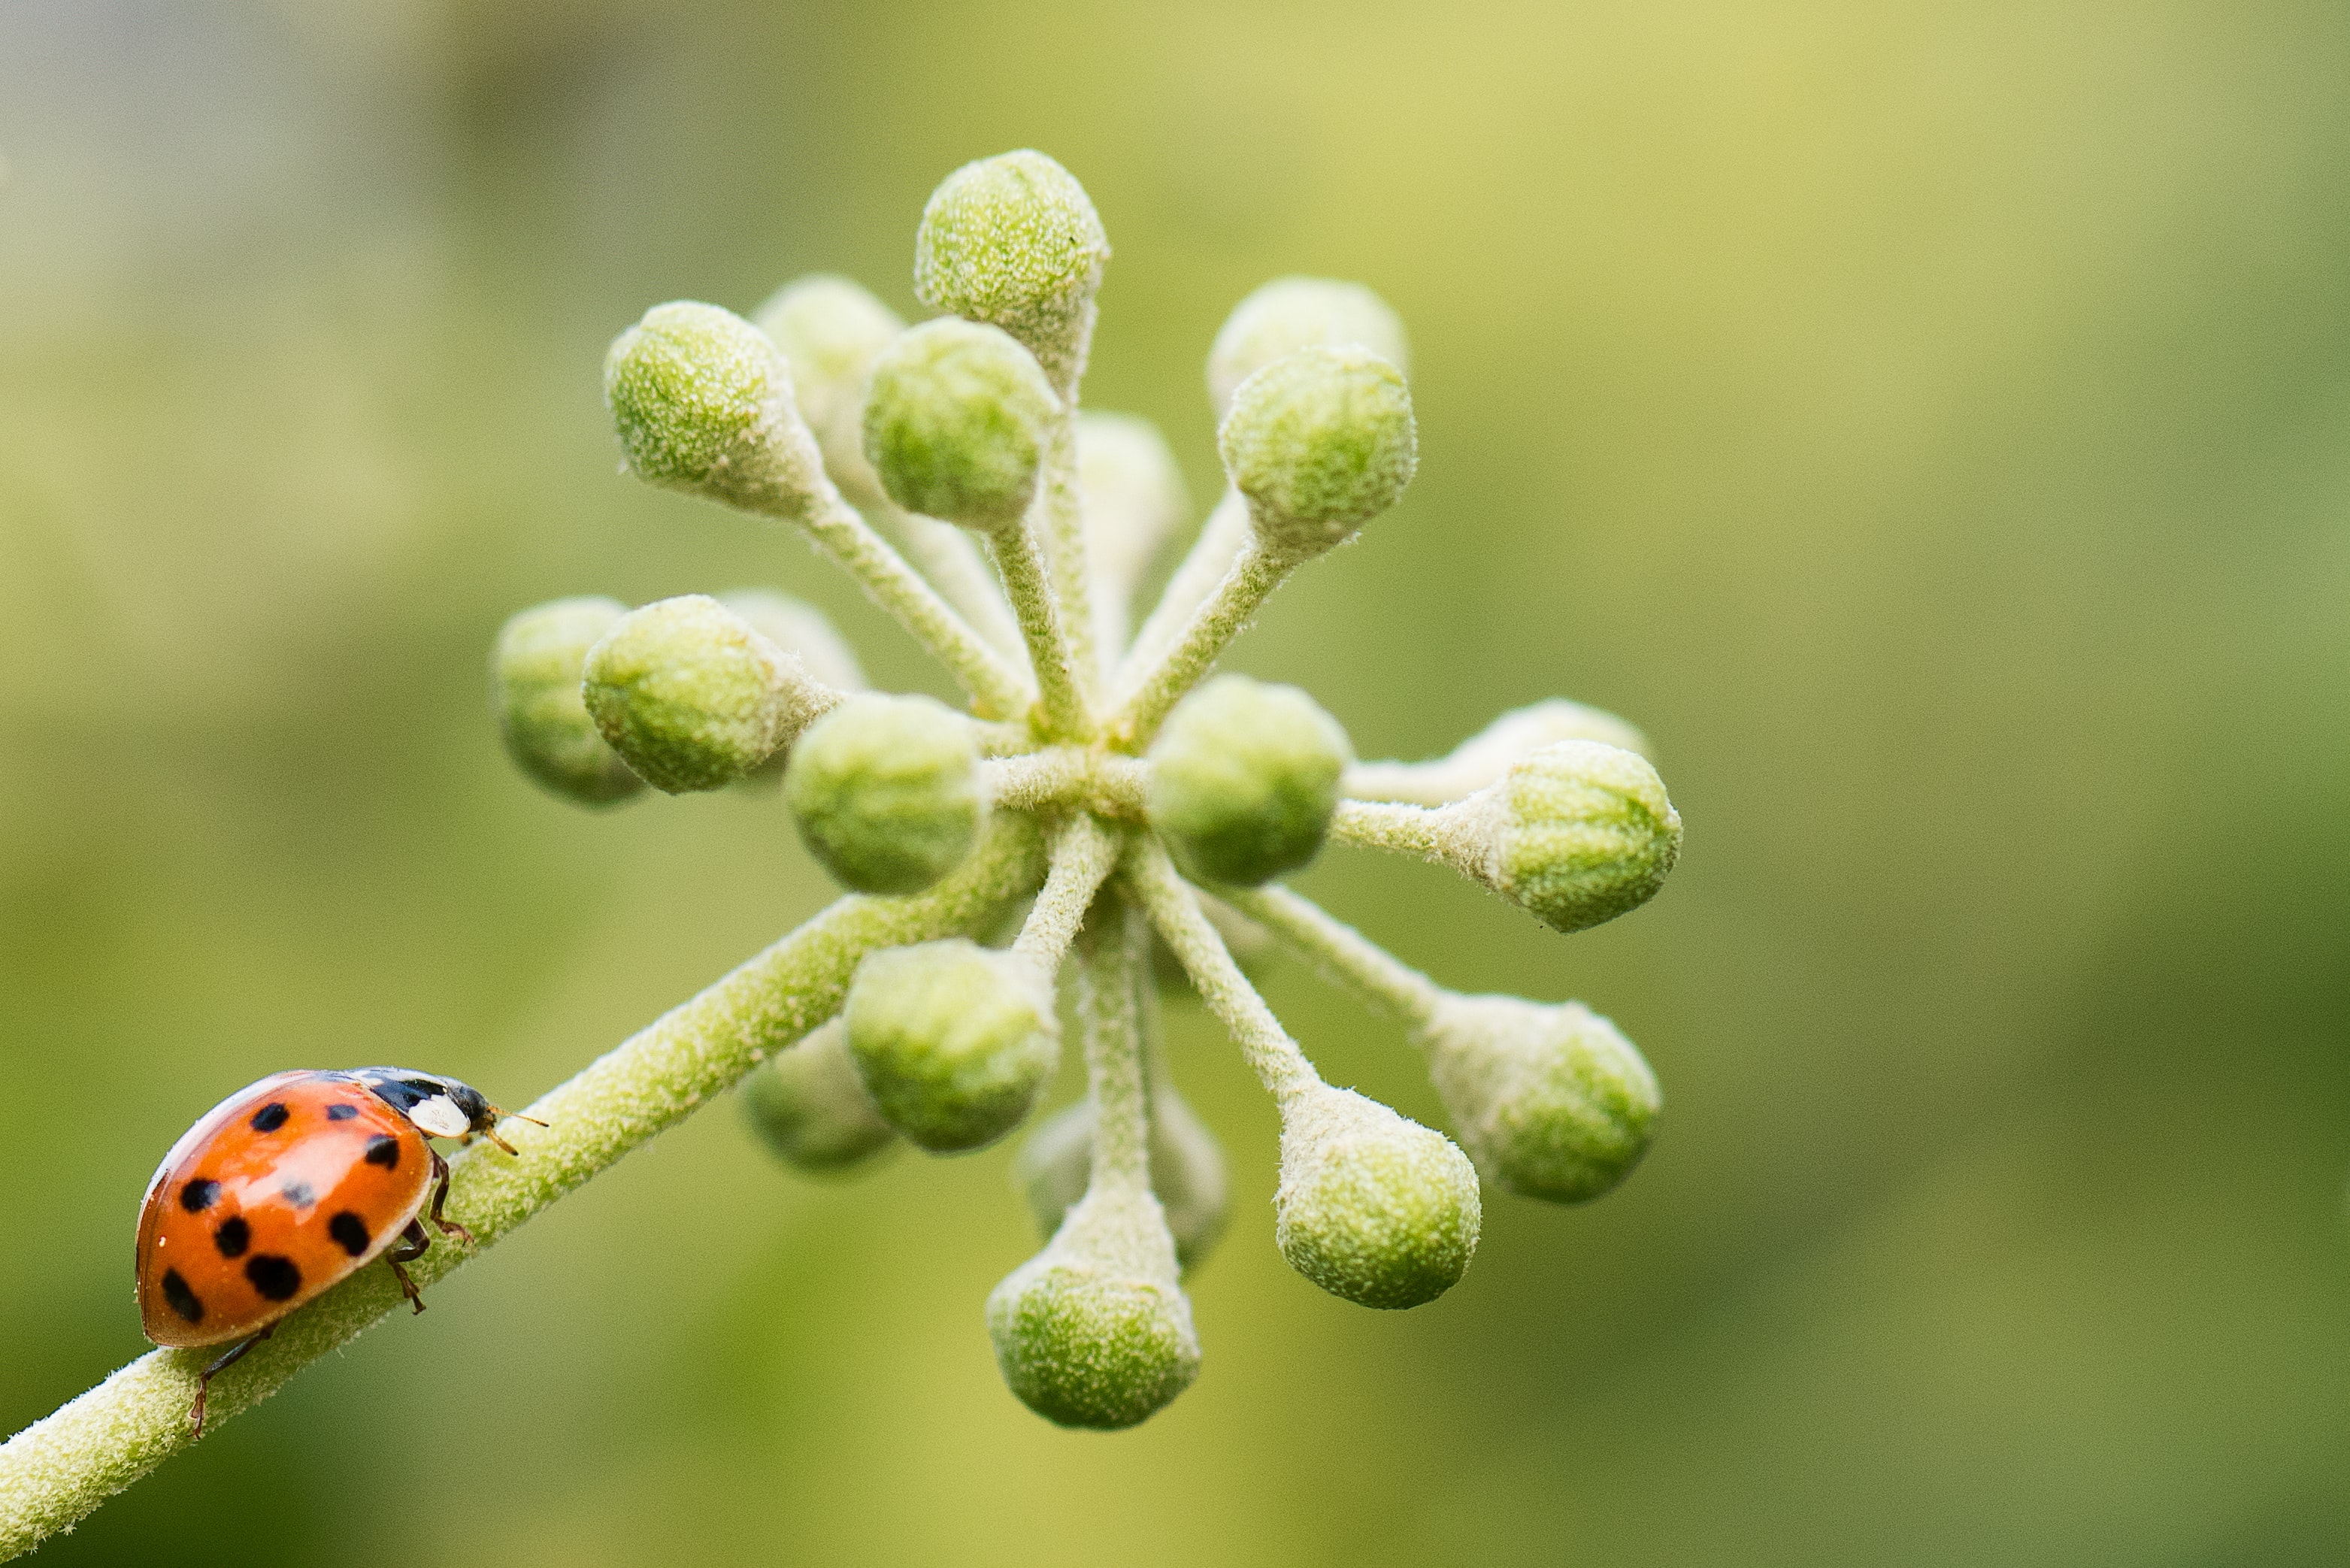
[1110,539,1292,750]
[789,483,1033,720]
[1222,883,1444,1030]
[1039,416,1104,696]
[1328,798,1482,879]
[1123,836,1319,1103]
[1119,486,1247,689]
[986,750,1149,819]
[886,505,1028,663]
[0,818,1046,1560]
[986,521,1090,740]
[1010,813,1121,973]
[1074,895,1150,1194]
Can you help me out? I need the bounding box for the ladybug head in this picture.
[353,1068,531,1151]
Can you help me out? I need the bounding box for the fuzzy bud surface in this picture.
[741,1019,900,1175]
[785,692,987,894]
[1220,344,1417,559]
[1274,1085,1479,1309]
[1148,675,1352,886]
[862,318,1059,531]
[1419,994,1658,1202]
[582,595,837,794]
[845,939,1058,1152]
[492,597,647,806]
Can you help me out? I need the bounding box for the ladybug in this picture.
[135,1067,541,1431]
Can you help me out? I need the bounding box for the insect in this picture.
[135,1067,541,1432]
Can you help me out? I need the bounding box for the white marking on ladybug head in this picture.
[409,1095,469,1139]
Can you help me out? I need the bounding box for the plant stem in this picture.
[1122,836,1319,1104]
[1074,895,1149,1194]
[1038,415,1103,695]
[1328,798,1485,881]
[789,483,1033,720]
[0,817,1046,1561]
[1119,486,1247,689]
[1011,813,1121,973]
[986,521,1090,740]
[1109,538,1292,750]
[1220,884,1445,1030]
[885,505,1029,663]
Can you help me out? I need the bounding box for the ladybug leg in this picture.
[383,1218,429,1315]
[189,1323,274,1436]
[426,1148,474,1245]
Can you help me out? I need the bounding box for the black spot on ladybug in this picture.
[329,1212,370,1257]
[326,1103,359,1122]
[280,1181,316,1208]
[162,1268,204,1324]
[250,1103,290,1134]
[180,1179,220,1213]
[244,1254,301,1301]
[213,1216,250,1258]
[364,1135,400,1169]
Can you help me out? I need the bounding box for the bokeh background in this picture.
[6,0,2350,1562]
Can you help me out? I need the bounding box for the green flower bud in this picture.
[750,274,904,501]
[1454,740,1681,934]
[844,939,1058,1152]
[861,318,1058,533]
[581,595,839,795]
[490,597,647,807]
[1147,674,1353,886]
[913,150,1110,392]
[1016,1085,1231,1270]
[783,692,989,894]
[1219,344,1416,559]
[986,1184,1200,1428]
[604,301,825,516]
[1418,994,1658,1203]
[1274,1085,1479,1309]
[740,1019,899,1176]
[1207,277,1410,418]
[1346,698,1651,806]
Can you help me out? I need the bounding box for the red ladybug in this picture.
[136,1067,539,1430]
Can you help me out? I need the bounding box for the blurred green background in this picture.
[6,0,2350,1562]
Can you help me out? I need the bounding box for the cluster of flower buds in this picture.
[489,150,1684,1430]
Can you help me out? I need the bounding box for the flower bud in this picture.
[844,939,1058,1152]
[1417,994,1658,1203]
[986,1184,1200,1428]
[581,595,839,795]
[783,692,989,894]
[750,274,904,501]
[490,597,647,807]
[913,150,1111,392]
[1274,1085,1480,1309]
[1219,344,1416,559]
[604,301,825,516]
[582,595,837,789]
[740,1019,899,1176]
[1455,740,1680,934]
[1345,698,1650,806]
[1147,674,1353,886]
[861,318,1059,532]
[1016,1085,1231,1270]
[1207,277,1409,419]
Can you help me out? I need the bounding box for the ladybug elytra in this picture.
[135,1067,539,1431]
